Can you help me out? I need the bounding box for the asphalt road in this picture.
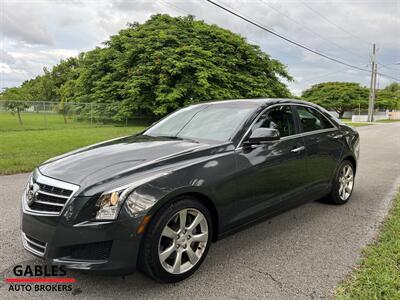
[1,122,399,299]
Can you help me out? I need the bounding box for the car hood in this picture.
[39,135,210,187]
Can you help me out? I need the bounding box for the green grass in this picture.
[0,126,146,175]
[336,191,400,299]
[340,119,373,127]
[0,111,148,174]
[376,119,400,123]
[0,111,95,131]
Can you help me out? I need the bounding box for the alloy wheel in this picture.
[158,208,208,275]
[338,164,354,201]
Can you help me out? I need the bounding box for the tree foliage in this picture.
[301,82,369,118]
[0,14,292,120]
[0,87,31,126]
[376,82,400,110]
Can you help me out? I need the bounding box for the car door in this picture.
[227,105,309,228]
[293,105,345,198]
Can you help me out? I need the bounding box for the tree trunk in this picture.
[17,109,23,126]
[337,110,345,119]
[63,113,67,124]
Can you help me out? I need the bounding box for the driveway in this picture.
[1,122,399,299]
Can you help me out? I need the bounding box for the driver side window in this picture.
[253,105,296,137]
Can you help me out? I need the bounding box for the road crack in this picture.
[242,265,319,299]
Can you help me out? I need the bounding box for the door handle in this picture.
[291,146,305,153]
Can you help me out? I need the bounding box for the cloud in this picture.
[1,2,54,45]
[0,50,16,65]
[39,49,80,59]
[0,63,30,87]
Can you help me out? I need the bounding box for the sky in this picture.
[1,0,399,96]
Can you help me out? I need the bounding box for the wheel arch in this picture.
[343,155,357,173]
[148,191,220,242]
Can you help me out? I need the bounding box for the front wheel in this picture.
[139,197,212,283]
[326,160,355,204]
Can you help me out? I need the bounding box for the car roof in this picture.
[194,98,319,108]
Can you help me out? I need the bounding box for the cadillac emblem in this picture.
[26,183,40,206]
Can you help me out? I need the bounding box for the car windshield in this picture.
[143,103,256,142]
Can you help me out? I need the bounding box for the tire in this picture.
[139,196,212,283]
[325,159,355,205]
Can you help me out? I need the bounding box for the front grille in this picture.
[59,241,113,260]
[24,172,79,216]
[22,233,47,257]
[29,187,71,214]
[30,202,63,212]
[37,183,73,197]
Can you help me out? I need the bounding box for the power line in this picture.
[204,1,368,71]
[378,72,400,82]
[204,0,400,82]
[378,62,400,72]
[158,0,326,65]
[259,0,366,64]
[298,0,372,48]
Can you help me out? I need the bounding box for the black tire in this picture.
[325,159,355,205]
[139,196,212,283]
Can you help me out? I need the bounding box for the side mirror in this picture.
[245,128,280,145]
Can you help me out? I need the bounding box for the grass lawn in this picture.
[0,111,148,174]
[336,191,400,299]
[0,111,95,131]
[376,119,400,123]
[340,119,373,127]
[0,126,146,175]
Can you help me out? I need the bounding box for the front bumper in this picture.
[21,196,144,274]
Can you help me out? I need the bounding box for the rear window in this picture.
[296,106,334,132]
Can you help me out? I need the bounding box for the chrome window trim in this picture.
[236,103,338,150]
[22,171,80,217]
[21,232,47,257]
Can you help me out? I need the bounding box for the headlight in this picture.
[95,189,154,220]
[94,172,167,221]
[95,191,124,220]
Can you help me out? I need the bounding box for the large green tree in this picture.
[376,82,400,110]
[302,82,369,118]
[2,14,292,121]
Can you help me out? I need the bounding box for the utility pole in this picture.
[368,44,376,122]
[371,63,378,122]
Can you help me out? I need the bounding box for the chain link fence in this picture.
[0,100,151,131]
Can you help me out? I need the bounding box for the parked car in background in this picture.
[21,99,359,283]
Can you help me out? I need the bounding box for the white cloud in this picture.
[0,49,16,65]
[1,2,54,45]
[0,62,29,87]
[39,49,80,59]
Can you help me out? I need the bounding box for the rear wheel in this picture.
[326,160,355,204]
[139,197,212,283]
